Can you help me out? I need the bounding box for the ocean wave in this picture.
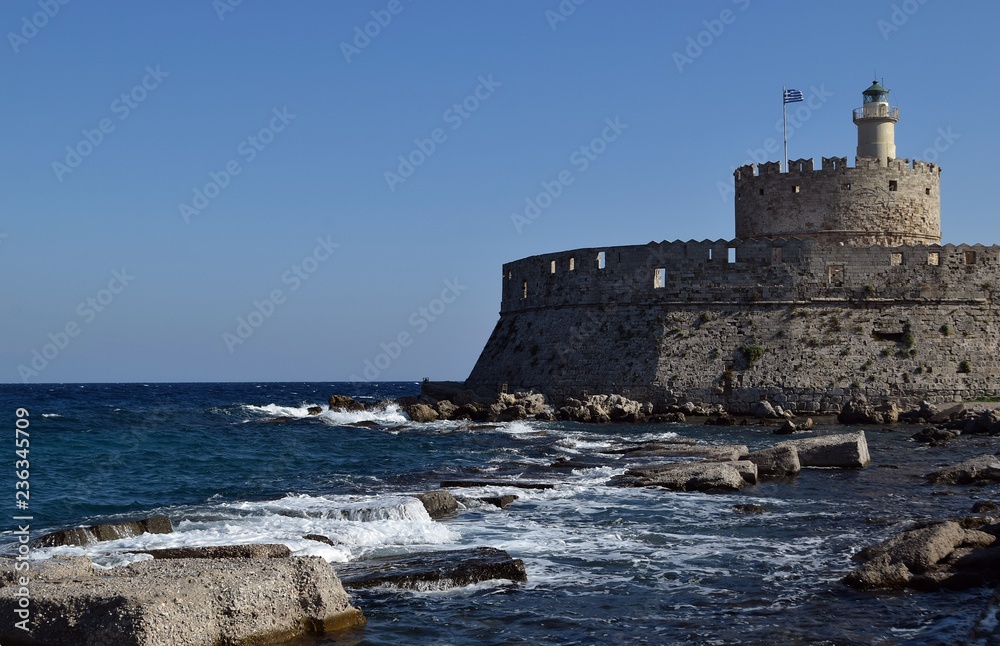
[241,402,408,426]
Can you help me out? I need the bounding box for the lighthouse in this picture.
[853,80,899,165]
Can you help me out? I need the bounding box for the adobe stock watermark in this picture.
[213,0,246,21]
[223,236,339,353]
[340,0,413,63]
[545,0,586,31]
[917,126,959,163]
[510,116,628,234]
[716,84,833,201]
[877,0,930,40]
[7,0,72,54]
[17,268,135,382]
[179,106,296,223]
[51,65,169,182]
[672,0,750,73]
[350,278,467,381]
[384,74,500,192]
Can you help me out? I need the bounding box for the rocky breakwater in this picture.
[609,432,870,493]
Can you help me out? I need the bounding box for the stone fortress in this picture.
[467,81,1000,413]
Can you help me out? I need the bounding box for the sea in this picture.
[2,382,999,645]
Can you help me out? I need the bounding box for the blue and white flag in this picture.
[783,89,804,104]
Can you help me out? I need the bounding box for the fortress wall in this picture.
[502,240,1000,313]
[733,157,941,246]
[467,299,1000,413]
[471,239,1000,411]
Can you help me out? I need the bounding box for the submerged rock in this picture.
[34,517,172,548]
[843,519,999,591]
[328,394,366,411]
[336,547,527,590]
[0,556,365,645]
[925,455,1000,485]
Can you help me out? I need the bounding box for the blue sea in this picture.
[2,382,998,645]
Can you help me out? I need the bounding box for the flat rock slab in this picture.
[336,547,527,590]
[925,454,1000,485]
[0,556,364,646]
[612,461,753,492]
[602,442,748,461]
[34,517,172,548]
[137,544,291,559]
[440,480,555,490]
[746,445,801,476]
[775,432,870,468]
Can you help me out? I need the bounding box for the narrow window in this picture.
[708,248,713,261]
[727,248,736,263]
[889,180,898,191]
[758,188,765,196]
[890,252,903,266]
[550,260,556,274]
[772,246,783,263]
[654,268,666,289]
[925,187,931,196]
[597,251,606,269]
[828,265,845,286]
[965,250,977,265]
[927,252,939,266]
[521,280,528,299]
[792,185,800,193]
[569,257,575,271]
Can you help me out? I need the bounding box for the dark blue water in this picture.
[1,383,997,644]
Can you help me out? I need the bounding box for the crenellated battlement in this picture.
[499,238,997,313]
[734,155,941,246]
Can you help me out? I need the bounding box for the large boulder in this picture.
[612,461,751,492]
[336,547,527,590]
[0,556,365,645]
[406,403,439,423]
[746,445,801,476]
[838,397,899,424]
[965,409,1000,435]
[925,455,1000,485]
[844,520,998,591]
[775,432,871,468]
[34,517,172,548]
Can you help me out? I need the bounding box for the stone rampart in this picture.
[469,238,1000,412]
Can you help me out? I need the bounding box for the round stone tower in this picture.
[853,80,898,164]
[733,80,941,246]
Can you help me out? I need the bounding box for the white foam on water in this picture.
[30,493,460,566]
[41,413,62,418]
[242,402,407,426]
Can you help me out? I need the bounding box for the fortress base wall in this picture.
[468,239,1000,412]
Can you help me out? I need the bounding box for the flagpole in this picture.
[782,85,788,171]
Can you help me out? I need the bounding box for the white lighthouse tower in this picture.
[853,80,899,165]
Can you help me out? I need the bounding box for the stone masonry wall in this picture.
[734,157,941,246]
[468,238,1000,412]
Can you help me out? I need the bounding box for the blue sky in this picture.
[1,0,997,383]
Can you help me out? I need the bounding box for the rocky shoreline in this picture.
[7,386,1000,644]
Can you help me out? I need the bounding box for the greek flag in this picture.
[783,89,804,104]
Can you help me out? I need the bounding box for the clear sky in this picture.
[2,0,997,383]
